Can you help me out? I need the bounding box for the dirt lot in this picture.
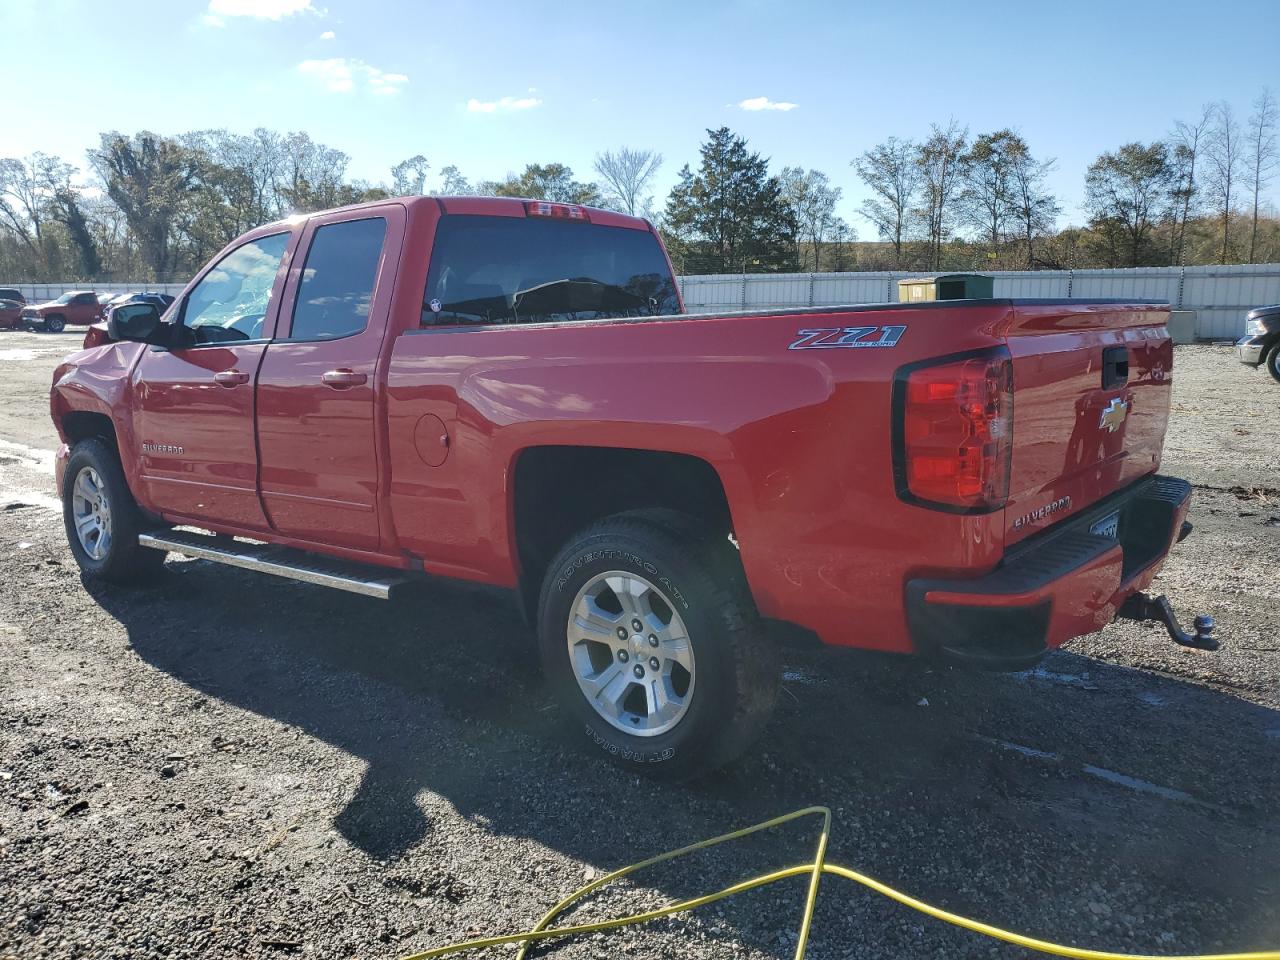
[1,333,1277,960]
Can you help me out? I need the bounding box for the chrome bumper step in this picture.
[138,529,415,599]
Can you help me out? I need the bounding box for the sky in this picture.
[3,0,1278,231]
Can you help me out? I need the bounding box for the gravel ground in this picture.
[0,334,1277,960]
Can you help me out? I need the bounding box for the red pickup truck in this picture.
[49,196,1211,777]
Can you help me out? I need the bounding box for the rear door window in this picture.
[287,217,387,340]
[423,215,679,326]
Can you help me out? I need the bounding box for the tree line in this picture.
[1,88,1276,283]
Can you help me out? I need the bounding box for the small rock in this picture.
[917,697,929,707]
[159,764,177,779]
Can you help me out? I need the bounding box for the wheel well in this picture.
[512,446,734,618]
[61,411,117,450]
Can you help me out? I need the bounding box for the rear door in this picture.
[255,206,402,552]
[132,230,295,530]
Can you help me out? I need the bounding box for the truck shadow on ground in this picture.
[91,556,1280,950]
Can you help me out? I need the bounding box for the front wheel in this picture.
[62,438,165,584]
[45,314,65,333]
[1267,343,1280,384]
[537,510,778,779]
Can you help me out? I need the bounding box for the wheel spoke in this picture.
[605,574,646,618]
[75,513,97,536]
[584,663,631,719]
[575,595,622,641]
[661,636,694,672]
[643,677,672,720]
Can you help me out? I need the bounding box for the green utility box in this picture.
[897,273,995,302]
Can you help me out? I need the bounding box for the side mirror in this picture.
[107,303,162,343]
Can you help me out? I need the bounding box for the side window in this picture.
[288,217,387,341]
[182,232,290,345]
[73,293,96,305]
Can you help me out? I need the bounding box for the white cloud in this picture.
[297,58,408,95]
[319,29,335,39]
[466,95,542,114]
[737,96,798,112]
[208,0,316,18]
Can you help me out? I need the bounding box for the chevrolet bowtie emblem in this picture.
[1099,397,1130,433]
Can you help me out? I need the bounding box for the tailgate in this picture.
[1001,303,1173,547]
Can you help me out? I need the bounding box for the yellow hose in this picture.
[399,806,1278,960]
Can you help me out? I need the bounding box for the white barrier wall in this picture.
[678,265,1280,340]
[9,265,1280,340]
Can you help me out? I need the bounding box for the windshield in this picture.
[53,293,73,304]
[422,215,679,326]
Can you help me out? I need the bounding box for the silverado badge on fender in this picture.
[1099,397,1131,433]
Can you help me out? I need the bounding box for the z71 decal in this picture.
[788,325,906,350]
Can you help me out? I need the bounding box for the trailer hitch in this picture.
[1117,593,1218,650]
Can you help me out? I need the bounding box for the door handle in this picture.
[213,369,250,387]
[322,369,368,388]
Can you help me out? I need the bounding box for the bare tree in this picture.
[778,167,842,270]
[1007,140,1059,268]
[437,165,472,195]
[1084,142,1174,267]
[959,130,1015,251]
[0,153,71,259]
[593,148,663,216]
[1246,88,1278,263]
[853,137,919,269]
[1168,105,1214,264]
[1203,102,1242,264]
[391,154,430,195]
[915,121,967,270]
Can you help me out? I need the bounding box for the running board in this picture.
[138,529,415,600]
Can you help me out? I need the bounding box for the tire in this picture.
[1266,342,1280,384]
[537,509,779,779]
[62,438,165,585]
[46,314,65,333]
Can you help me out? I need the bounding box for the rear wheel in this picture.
[1266,342,1280,384]
[537,510,778,779]
[62,438,165,584]
[45,314,65,333]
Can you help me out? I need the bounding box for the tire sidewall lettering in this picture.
[554,547,690,611]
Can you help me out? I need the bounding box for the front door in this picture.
[255,207,401,553]
[132,230,294,530]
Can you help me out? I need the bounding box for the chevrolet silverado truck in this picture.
[23,290,102,332]
[49,197,1213,777]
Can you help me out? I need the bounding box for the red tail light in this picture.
[893,348,1014,512]
[524,201,590,222]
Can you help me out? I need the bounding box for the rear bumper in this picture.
[905,474,1192,670]
[1237,336,1266,366]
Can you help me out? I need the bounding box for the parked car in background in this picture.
[0,299,25,330]
[0,288,27,305]
[1237,304,1280,383]
[99,292,175,323]
[20,291,102,332]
